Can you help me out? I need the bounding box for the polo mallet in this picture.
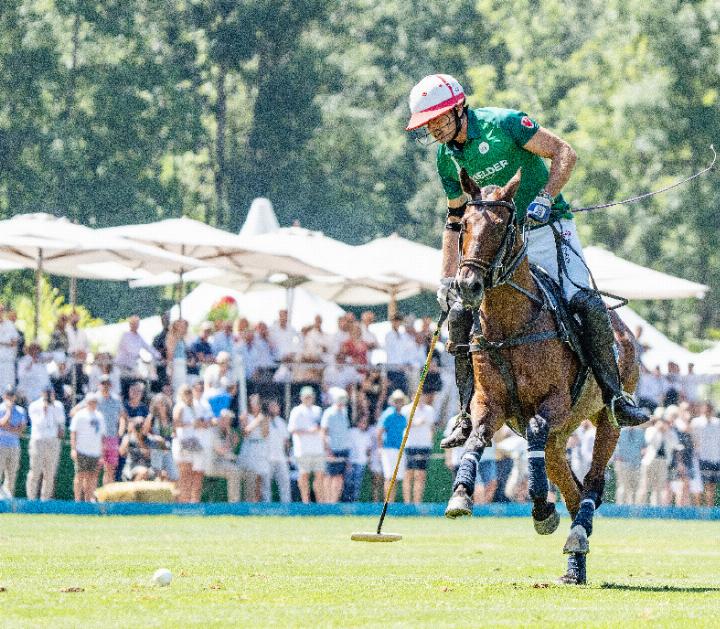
[351,311,448,542]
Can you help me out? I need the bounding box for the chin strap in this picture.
[447,106,467,145]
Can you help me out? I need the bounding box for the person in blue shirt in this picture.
[208,378,238,420]
[377,389,409,503]
[0,385,27,498]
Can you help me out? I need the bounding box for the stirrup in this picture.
[609,392,648,428]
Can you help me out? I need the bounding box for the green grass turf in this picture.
[0,514,719,628]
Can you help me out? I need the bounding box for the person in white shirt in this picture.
[636,411,679,506]
[116,315,160,382]
[172,384,200,503]
[70,393,106,502]
[568,420,596,484]
[237,394,270,502]
[690,401,720,506]
[401,391,436,504]
[359,311,379,351]
[341,415,372,502]
[16,343,51,406]
[265,400,291,503]
[288,386,325,503]
[191,379,214,501]
[206,409,241,503]
[203,351,233,396]
[65,310,89,390]
[682,364,718,407]
[270,309,300,362]
[384,313,415,393]
[635,365,667,411]
[26,386,65,500]
[0,304,19,391]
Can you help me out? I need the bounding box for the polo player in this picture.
[405,74,649,444]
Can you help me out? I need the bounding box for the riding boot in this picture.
[441,308,474,449]
[569,289,649,427]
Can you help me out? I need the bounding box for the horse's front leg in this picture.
[444,397,504,519]
[526,398,571,536]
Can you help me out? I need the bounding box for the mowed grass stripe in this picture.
[0,515,718,628]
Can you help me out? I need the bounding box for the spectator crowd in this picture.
[0,301,719,509]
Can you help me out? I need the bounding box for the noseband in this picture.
[459,199,528,289]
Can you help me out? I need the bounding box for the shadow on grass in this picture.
[600,583,720,593]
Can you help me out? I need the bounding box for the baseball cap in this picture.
[99,374,111,384]
[3,385,16,396]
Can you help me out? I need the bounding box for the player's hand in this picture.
[527,191,552,224]
[436,277,459,312]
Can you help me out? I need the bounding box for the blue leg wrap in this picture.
[526,415,549,503]
[527,453,549,502]
[453,448,483,494]
[571,498,596,537]
[566,553,587,584]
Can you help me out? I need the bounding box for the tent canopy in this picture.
[585,246,708,300]
[0,213,205,278]
[101,217,332,280]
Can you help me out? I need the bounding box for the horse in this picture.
[448,167,640,584]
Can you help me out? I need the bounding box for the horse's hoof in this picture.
[533,504,560,535]
[440,413,472,449]
[445,487,473,519]
[556,571,587,585]
[563,525,590,554]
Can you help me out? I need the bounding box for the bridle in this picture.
[458,199,528,290]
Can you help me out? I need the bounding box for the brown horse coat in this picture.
[456,168,639,516]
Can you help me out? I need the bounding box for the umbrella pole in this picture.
[34,249,43,342]
[178,269,185,319]
[388,287,398,320]
[70,277,78,405]
[286,286,295,326]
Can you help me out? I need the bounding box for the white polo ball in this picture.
[152,568,172,586]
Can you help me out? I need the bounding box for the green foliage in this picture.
[0,0,718,344]
[9,276,101,347]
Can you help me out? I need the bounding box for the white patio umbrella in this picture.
[0,213,206,337]
[101,217,339,314]
[585,246,708,300]
[101,217,333,279]
[351,233,441,316]
[238,226,420,313]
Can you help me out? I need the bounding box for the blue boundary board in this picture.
[1,499,720,520]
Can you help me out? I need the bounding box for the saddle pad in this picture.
[529,264,591,406]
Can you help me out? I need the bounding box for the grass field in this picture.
[0,514,719,628]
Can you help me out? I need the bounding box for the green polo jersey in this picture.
[436,107,573,222]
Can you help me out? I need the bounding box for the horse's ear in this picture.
[459,168,481,199]
[501,168,522,200]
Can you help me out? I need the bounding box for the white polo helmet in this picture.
[406,74,465,131]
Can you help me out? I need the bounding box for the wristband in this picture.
[445,221,462,232]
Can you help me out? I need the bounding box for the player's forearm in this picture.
[544,143,576,198]
[441,229,460,277]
